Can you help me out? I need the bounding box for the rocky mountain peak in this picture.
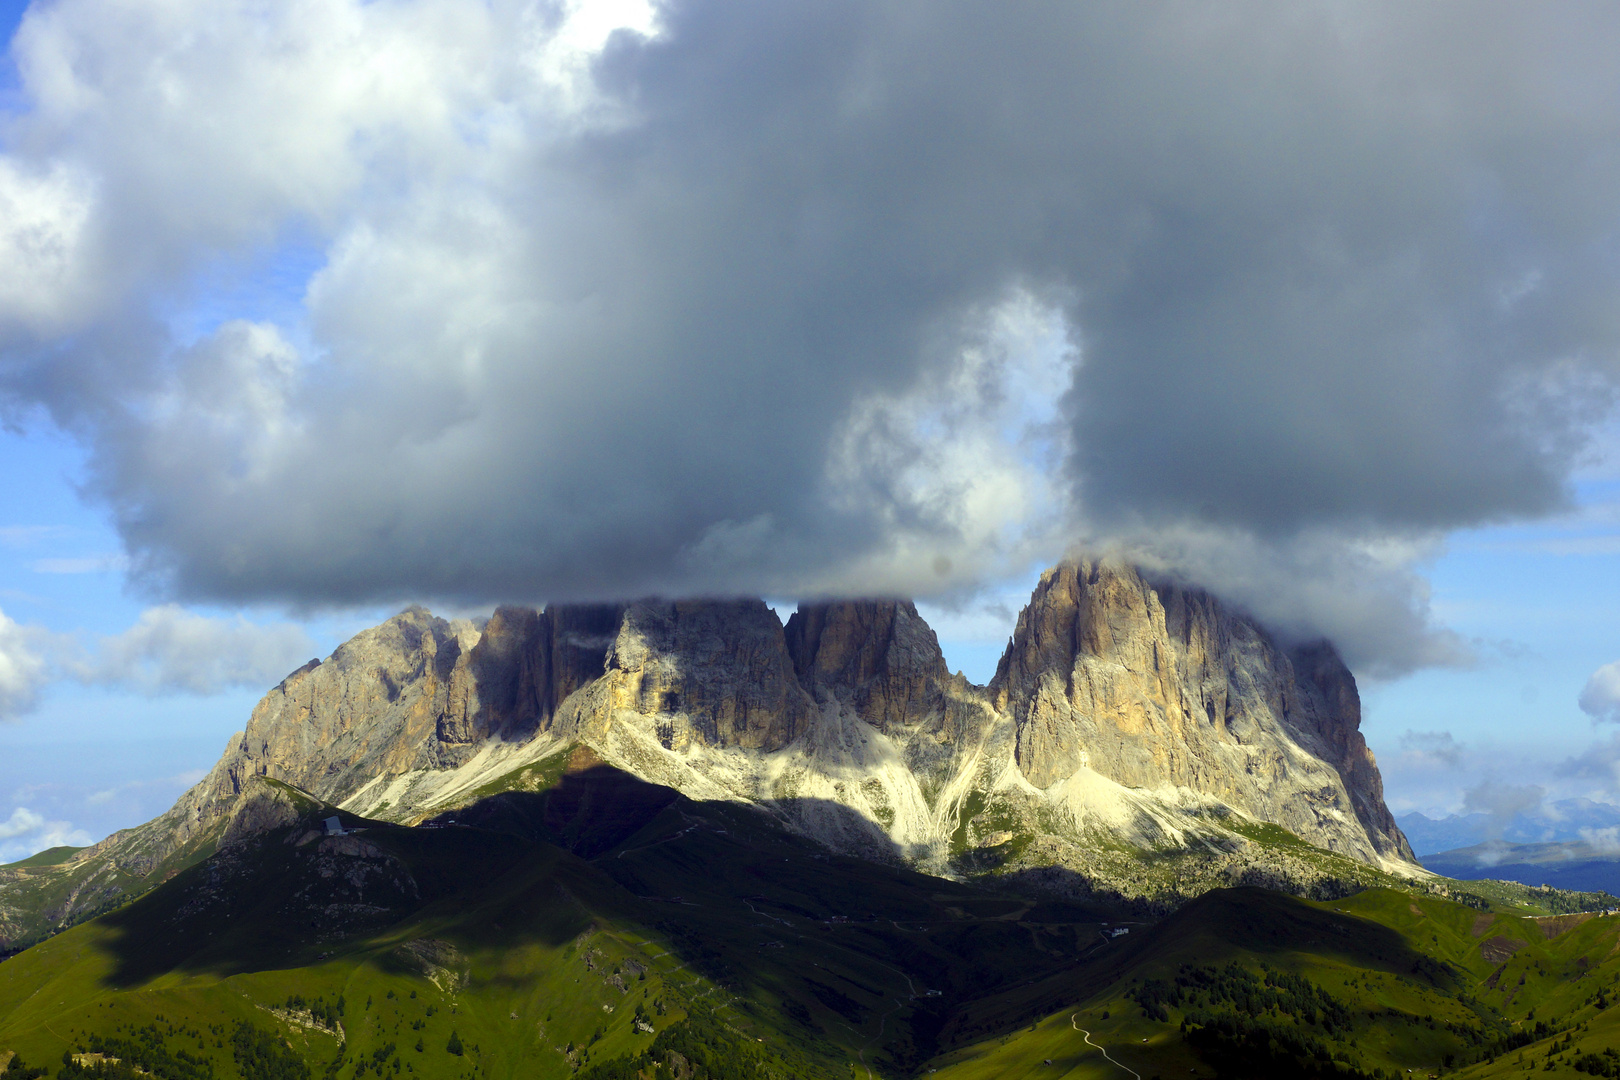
[467,602,625,740]
[991,558,1412,862]
[563,598,813,753]
[783,600,953,730]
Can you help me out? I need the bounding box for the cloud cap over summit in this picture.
[1,1,1617,672]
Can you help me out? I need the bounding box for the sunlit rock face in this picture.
[556,598,816,753]
[269,562,1411,881]
[4,556,1419,944]
[220,606,501,801]
[36,603,628,893]
[991,560,1412,863]
[781,599,1001,810]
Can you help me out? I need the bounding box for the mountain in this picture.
[1399,799,1620,857]
[0,557,1417,951]
[1421,839,1620,897]
[1398,811,1498,856]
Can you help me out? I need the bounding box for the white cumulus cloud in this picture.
[0,603,316,719]
[1580,660,1620,724]
[1399,730,1466,769]
[0,806,92,863]
[0,607,52,721]
[0,159,96,333]
[0,806,45,839]
[1580,826,1620,856]
[1462,780,1546,841]
[69,605,316,696]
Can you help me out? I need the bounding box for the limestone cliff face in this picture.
[990,560,1413,861]
[469,603,625,739]
[557,598,814,753]
[1289,642,1408,861]
[217,777,309,848]
[782,600,995,782]
[218,602,626,806]
[785,600,950,729]
[84,609,491,873]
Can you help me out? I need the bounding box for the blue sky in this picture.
[3,1,1620,859]
[1361,471,1620,814]
[0,421,381,858]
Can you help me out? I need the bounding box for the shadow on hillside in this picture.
[90,816,573,988]
[437,760,918,870]
[430,762,682,857]
[88,758,1126,999]
[85,763,911,987]
[342,764,1116,1068]
[93,757,1382,1079]
[1121,886,1445,982]
[90,762,688,986]
[989,863,1165,918]
[82,760,1438,1076]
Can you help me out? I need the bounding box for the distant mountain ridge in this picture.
[1398,800,1620,857]
[0,557,1417,948]
[1421,840,1620,898]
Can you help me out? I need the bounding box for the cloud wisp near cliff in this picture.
[0,1,1618,676]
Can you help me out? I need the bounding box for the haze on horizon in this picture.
[2,0,1620,860]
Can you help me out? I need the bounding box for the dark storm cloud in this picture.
[1,1,1618,666]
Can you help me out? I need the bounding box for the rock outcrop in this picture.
[218,777,311,848]
[784,600,952,729]
[472,603,627,739]
[556,599,814,753]
[991,560,1412,862]
[0,556,1418,947]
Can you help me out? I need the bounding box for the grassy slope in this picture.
[0,814,721,1080]
[1,848,86,870]
[0,812,229,954]
[928,886,1620,1079]
[0,763,1110,1080]
[10,757,1620,1080]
